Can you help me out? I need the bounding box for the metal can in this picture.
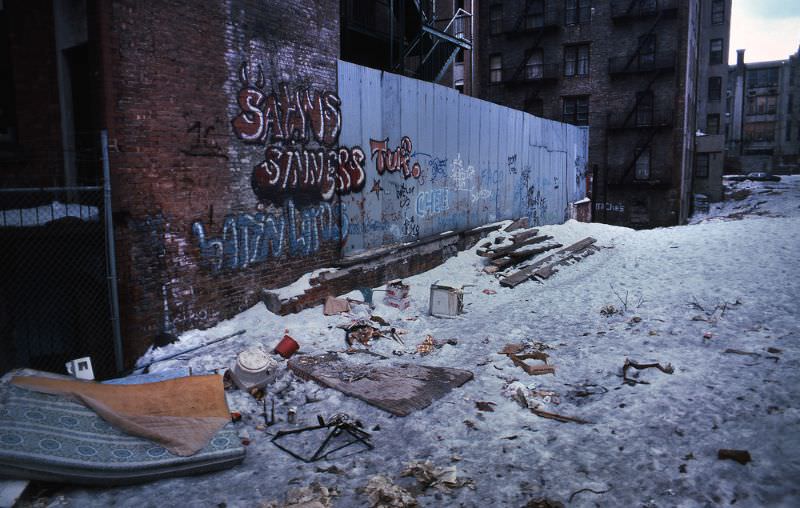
[287,407,297,424]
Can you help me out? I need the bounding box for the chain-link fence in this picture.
[0,131,121,380]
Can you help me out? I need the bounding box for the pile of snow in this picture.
[0,201,99,227]
[52,177,800,507]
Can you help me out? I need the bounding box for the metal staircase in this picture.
[397,6,472,83]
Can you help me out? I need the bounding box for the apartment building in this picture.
[725,47,800,174]
[476,0,731,227]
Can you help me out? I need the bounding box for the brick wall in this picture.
[107,0,343,365]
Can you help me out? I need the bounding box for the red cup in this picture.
[274,334,299,358]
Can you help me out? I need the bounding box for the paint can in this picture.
[274,334,300,359]
[287,407,297,424]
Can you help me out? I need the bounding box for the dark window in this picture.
[707,114,720,134]
[747,95,778,115]
[525,0,545,29]
[490,5,503,34]
[638,34,656,69]
[526,49,543,79]
[565,0,591,25]
[695,153,709,178]
[711,0,725,25]
[562,96,589,125]
[564,44,589,77]
[786,120,792,142]
[490,54,503,83]
[747,67,780,88]
[710,39,723,65]
[634,147,651,180]
[0,6,17,146]
[636,92,654,126]
[744,122,775,142]
[708,77,722,101]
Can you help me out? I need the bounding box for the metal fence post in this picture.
[101,130,124,373]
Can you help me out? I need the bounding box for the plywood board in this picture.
[288,353,473,416]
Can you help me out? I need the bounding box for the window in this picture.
[710,39,723,65]
[743,122,775,142]
[562,96,589,125]
[525,0,545,29]
[564,44,589,77]
[638,34,656,69]
[490,5,503,35]
[0,5,16,146]
[634,147,651,180]
[747,67,780,88]
[711,0,725,25]
[490,54,503,83]
[565,0,591,25]
[708,77,722,101]
[706,114,720,134]
[526,49,543,80]
[787,120,793,142]
[746,95,778,115]
[695,153,709,178]
[636,92,654,126]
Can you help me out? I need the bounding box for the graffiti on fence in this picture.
[231,61,366,202]
[392,182,415,208]
[507,154,518,175]
[192,199,347,273]
[369,136,422,180]
[416,189,450,218]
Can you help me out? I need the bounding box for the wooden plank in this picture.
[503,217,529,232]
[532,246,599,280]
[501,237,597,288]
[488,243,562,272]
[511,228,541,243]
[288,353,473,417]
[488,236,553,259]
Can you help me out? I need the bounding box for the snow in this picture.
[272,268,338,300]
[0,201,99,227]
[28,177,800,507]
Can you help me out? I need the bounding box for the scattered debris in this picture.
[501,237,598,288]
[524,497,565,508]
[429,282,465,317]
[767,347,783,354]
[271,413,373,463]
[482,289,497,295]
[288,353,473,416]
[362,475,418,508]
[718,449,751,465]
[723,349,761,358]
[508,351,555,376]
[504,382,588,424]
[416,335,457,355]
[260,482,339,508]
[323,295,351,315]
[475,401,496,412]
[622,359,675,386]
[134,329,246,374]
[401,460,474,491]
[568,486,612,503]
[274,334,300,359]
[600,304,622,317]
[229,347,279,392]
[65,357,95,380]
[383,280,410,310]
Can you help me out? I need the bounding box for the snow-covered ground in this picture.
[24,176,800,507]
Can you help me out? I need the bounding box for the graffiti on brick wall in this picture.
[231,62,365,202]
[369,136,422,180]
[181,119,228,159]
[192,199,348,273]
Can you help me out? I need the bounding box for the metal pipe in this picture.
[101,130,124,374]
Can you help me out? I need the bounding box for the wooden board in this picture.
[288,353,474,417]
[487,235,553,259]
[500,237,597,288]
[503,217,529,232]
[488,243,562,272]
[511,228,540,243]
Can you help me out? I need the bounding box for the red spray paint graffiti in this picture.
[369,136,422,180]
[231,62,365,202]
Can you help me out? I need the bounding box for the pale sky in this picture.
[729,0,800,63]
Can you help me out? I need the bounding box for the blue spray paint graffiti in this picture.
[192,199,347,273]
[416,189,450,218]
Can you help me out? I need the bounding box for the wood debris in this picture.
[718,449,751,465]
[501,237,599,288]
[622,358,674,385]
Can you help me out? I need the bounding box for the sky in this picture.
[729,0,800,63]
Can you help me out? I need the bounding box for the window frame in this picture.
[695,153,710,178]
[706,113,720,134]
[709,38,723,65]
[708,76,722,101]
[489,53,503,83]
[711,0,725,25]
[525,49,544,80]
[562,95,589,125]
[525,0,545,29]
[634,147,651,180]
[636,91,654,126]
[489,4,504,35]
[564,44,589,77]
[565,0,591,26]
[638,34,656,69]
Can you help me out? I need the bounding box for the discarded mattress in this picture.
[288,353,473,416]
[0,384,245,486]
[11,374,232,456]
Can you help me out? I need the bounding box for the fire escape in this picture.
[604,4,677,188]
[504,0,562,113]
[397,1,473,83]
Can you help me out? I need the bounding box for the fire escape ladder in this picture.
[397,7,472,83]
[619,126,660,183]
[510,30,547,82]
[617,70,662,128]
[620,10,664,72]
